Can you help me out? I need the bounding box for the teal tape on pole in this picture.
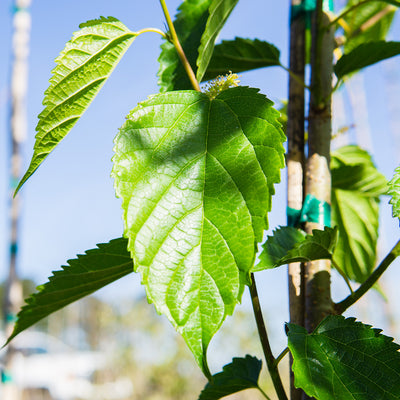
[2,370,14,383]
[6,312,17,323]
[300,194,331,226]
[287,207,302,227]
[286,194,331,228]
[290,0,334,24]
[10,242,18,255]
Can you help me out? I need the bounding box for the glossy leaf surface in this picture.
[387,166,400,219]
[331,146,387,283]
[341,1,396,52]
[203,38,281,81]
[335,41,400,79]
[254,227,337,272]
[112,87,285,376]
[158,0,212,91]
[196,0,240,83]
[198,355,262,399]
[288,316,400,400]
[6,238,132,345]
[16,17,136,193]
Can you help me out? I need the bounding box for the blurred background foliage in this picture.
[0,280,279,399]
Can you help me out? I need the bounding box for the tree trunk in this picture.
[304,1,334,334]
[287,2,306,399]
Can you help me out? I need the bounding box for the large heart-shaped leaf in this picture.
[254,227,337,272]
[112,86,285,376]
[203,38,281,82]
[287,316,400,400]
[157,0,212,91]
[335,41,400,79]
[387,166,400,220]
[340,1,396,53]
[331,146,387,283]
[5,238,132,345]
[198,355,263,399]
[15,17,137,193]
[196,0,240,83]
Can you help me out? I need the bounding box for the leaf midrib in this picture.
[42,32,135,114]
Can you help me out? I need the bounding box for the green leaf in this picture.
[254,227,337,272]
[287,315,400,400]
[331,145,387,283]
[335,41,400,79]
[203,38,281,81]
[158,0,212,91]
[15,17,137,194]
[331,145,388,196]
[198,355,263,400]
[196,0,240,83]
[387,166,400,219]
[112,86,285,376]
[341,1,396,53]
[5,238,132,345]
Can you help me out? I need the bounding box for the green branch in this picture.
[334,239,400,314]
[249,274,288,400]
[159,0,201,91]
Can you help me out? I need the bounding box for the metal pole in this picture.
[2,1,32,398]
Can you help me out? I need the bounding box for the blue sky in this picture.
[1,0,400,356]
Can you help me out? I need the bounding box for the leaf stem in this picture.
[280,64,310,90]
[331,259,353,295]
[274,347,289,367]
[258,386,273,400]
[249,274,288,400]
[159,0,201,91]
[135,27,168,39]
[334,239,400,314]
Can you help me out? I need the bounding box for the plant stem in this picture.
[249,274,288,400]
[334,240,400,314]
[135,27,168,39]
[281,65,309,90]
[331,259,353,295]
[274,347,289,367]
[159,0,201,91]
[258,386,273,400]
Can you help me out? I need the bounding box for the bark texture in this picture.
[287,2,306,398]
[304,4,334,336]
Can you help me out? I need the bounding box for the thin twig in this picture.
[274,347,290,367]
[159,0,201,91]
[281,64,310,90]
[334,240,400,314]
[249,274,288,400]
[331,259,354,295]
